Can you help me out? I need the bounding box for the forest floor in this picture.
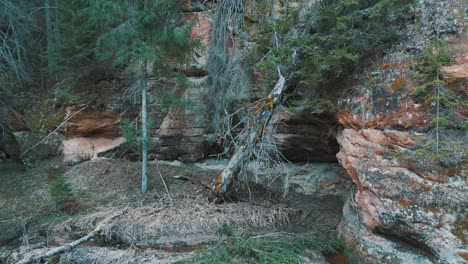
[0,158,347,263]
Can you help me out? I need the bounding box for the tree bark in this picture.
[141,60,148,193]
[209,69,286,203]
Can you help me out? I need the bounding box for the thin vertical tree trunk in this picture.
[45,0,56,73]
[54,0,61,59]
[436,72,440,157]
[141,60,148,193]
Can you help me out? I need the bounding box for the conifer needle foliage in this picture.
[60,0,193,71]
[181,232,343,264]
[255,0,415,98]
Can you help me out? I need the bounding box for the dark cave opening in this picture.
[277,111,340,163]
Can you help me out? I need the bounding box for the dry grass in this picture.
[0,161,54,241]
[51,194,298,246]
[2,158,344,264]
[58,247,192,264]
[64,158,218,210]
[44,158,299,248]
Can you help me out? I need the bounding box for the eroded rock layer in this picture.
[335,1,467,263]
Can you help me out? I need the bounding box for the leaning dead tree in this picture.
[207,0,290,203]
[209,68,286,203]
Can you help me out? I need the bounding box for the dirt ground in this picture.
[0,158,345,263]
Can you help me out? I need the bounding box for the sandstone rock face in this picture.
[62,137,126,165]
[183,9,213,77]
[0,108,64,161]
[279,162,350,200]
[59,105,125,164]
[442,51,468,80]
[337,128,467,263]
[13,131,63,161]
[148,0,335,163]
[335,1,467,263]
[151,76,214,162]
[50,2,339,164]
[150,8,214,162]
[64,105,122,138]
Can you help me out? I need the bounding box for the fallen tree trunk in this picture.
[18,226,103,264]
[209,69,286,203]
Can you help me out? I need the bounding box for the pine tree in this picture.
[61,0,192,193]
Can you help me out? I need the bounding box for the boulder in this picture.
[334,1,467,262]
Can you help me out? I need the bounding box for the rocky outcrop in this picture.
[47,1,343,164]
[142,0,341,163]
[442,49,468,80]
[13,132,63,161]
[63,105,123,138]
[337,128,467,263]
[335,1,467,263]
[149,7,214,162]
[0,108,63,161]
[34,5,216,164]
[59,105,126,164]
[152,76,214,162]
